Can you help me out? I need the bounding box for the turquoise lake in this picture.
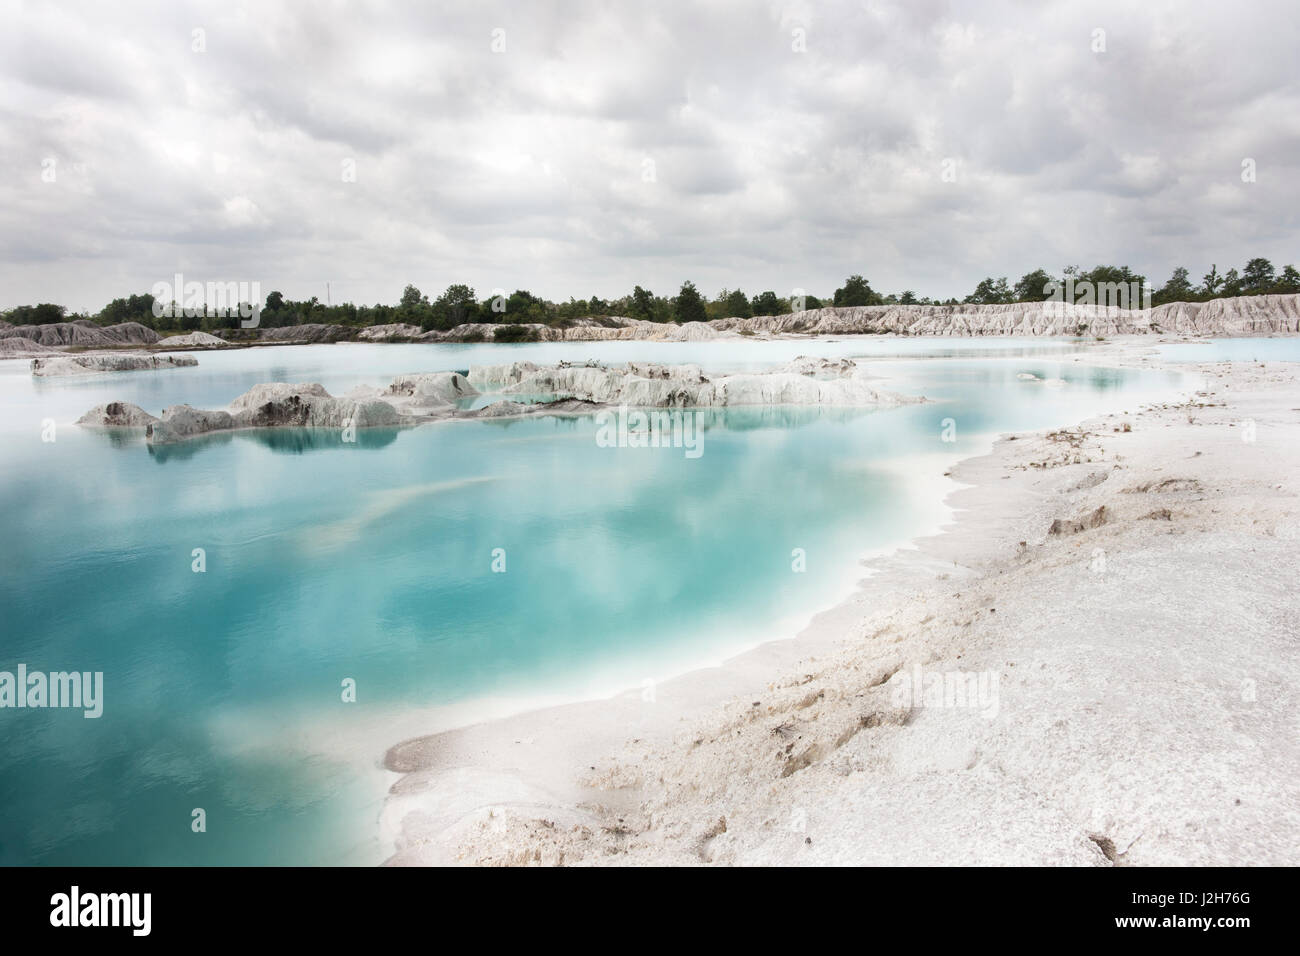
[0,338,1192,865]
[1155,338,1300,363]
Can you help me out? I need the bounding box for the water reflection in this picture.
[470,402,894,436]
[145,426,403,462]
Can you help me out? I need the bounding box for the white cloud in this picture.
[0,0,1297,311]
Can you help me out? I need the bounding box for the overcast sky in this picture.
[3,0,1298,311]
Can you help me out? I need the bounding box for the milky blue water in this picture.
[0,338,1190,865]
[1155,338,1300,363]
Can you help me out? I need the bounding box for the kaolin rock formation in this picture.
[710,294,1300,337]
[154,331,229,348]
[78,375,477,444]
[0,320,160,347]
[467,358,920,408]
[77,361,923,445]
[145,382,406,443]
[355,293,1300,341]
[31,353,197,376]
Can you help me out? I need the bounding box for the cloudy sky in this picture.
[3,0,1298,311]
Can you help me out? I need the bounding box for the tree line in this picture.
[961,258,1300,306]
[4,257,1298,330]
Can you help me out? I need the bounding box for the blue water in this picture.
[0,338,1190,865]
[1156,338,1300,363]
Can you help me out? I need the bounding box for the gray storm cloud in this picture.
[1,0,1297,310]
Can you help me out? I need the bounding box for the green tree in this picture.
[258,290,287,327]
[1201,265,1222,297]
[399,284,427,311]
[898,290,918,305]
[833,275,881,307]
[966,277,1012,304]
[1013,268,1057,302]
[1275,265,1300,294]
[99,293,158,327]
[7,303,69,325]
[1079,265,1147,307]
[629,286,656,322]
[1241,258,1276,294]
[722,288,751,318]
[750,290,785,316]
[1155,267,1195,304]
[433,284,478,329]
[674,280,707,324]
[1220,268,1242,297]
[717,290,748,319]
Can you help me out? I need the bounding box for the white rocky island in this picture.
[31,353,198,376]
[467,357,921,408]
[76,359,923,443]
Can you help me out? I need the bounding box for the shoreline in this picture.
[378,342,1300,866]
[7,290,1300,354]
[4,322,1300,367]
[375,426,1044,864]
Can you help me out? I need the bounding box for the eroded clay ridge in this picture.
[6,294,1299,350]
[392,293,1300,341]
[31,353,198,376]
[0,320,160,348]
[715,293,1300,337]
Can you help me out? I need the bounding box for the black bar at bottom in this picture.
[4,865,1283,942]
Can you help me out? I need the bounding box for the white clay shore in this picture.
[378,341,1300,866]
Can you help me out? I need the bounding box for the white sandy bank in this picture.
[379,348,1300,866]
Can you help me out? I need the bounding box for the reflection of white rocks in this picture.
[470,360,922,408]
[31,353,198,376]
[1017,372,1067,387]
